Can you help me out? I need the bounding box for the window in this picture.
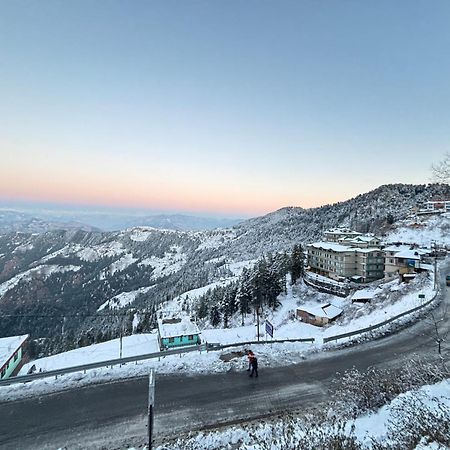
[14,352,18,361]
[188,335,193,341]
[169,337,174,343]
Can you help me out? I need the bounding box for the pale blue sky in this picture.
[1,1,449,215]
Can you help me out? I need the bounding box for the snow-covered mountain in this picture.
[0,210,99,233]
[0,183,448,353]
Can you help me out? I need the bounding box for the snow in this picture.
[195,229,236,251]
[19,333,160,375]
[0,265,81,298]
[0,268,440,402]
[353,379,450,445]
[308,241,355,252]
[128,227,154,242]
[38,244,82,263]
[157,317,200,339]
[97,286,155,311]
[108,253,138,275]
[0,335,28,369]
[76,241,124,262]
[298,303,343,319]
[150,378,450,449]
[351,288,377,301]
[386,214,450,247]
[162,277,239,316]
[139,245,187,280]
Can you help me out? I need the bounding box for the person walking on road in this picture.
[246,349,255,371]
[249,354,258,378]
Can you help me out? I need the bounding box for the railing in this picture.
[323,292,438,343]
[303,272,351,297]
[0,344,207,387]
[0,337,316,387]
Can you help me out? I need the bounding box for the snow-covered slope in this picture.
[0,183,448,351]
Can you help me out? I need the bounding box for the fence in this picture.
[323,291,438,343]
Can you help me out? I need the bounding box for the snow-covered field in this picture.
[20,333,160,374]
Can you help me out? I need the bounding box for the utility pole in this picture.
[256,307,260,342]
[148,370,155,450]
[119,326,123,359]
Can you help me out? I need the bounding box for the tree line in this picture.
[195,244,304,328]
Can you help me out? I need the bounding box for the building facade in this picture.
[0,335,28,380]
[157,317,201,350]
[307,242,384,283]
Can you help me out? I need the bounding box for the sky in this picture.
[1,1,449,217]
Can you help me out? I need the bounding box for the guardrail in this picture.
[0,336,317,387]
[0,344,207,387]
[323,292,438,343]
[208,337,315,351]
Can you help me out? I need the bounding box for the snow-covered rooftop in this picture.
[394,249,422,260]
[297,303,343,319]
[351,289,376,301]
[324,228,361,235]
[157,317,200,339]
[308,242,355,253]
[354,247,382,254]
[0,335,28,369]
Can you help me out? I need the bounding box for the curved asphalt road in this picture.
[1,266,449,450]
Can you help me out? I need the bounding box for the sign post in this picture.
[148,370,155,450]
[265,320,274,339]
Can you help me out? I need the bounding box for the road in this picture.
[0,268,449,450]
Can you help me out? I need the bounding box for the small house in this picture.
[0,334,29,380]
[351,288,376,304]
[296,303,343,327]
[157,317,201,350]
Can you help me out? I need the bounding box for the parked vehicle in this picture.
[446,275,450,286]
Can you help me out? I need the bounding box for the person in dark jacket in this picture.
[246,349,255,371]
[249,355,258,378]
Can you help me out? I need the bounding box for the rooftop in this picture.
[157,317,200,339]
[297,303,343,320]
[308,241,355,253]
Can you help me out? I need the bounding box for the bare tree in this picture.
[431,151,450,184]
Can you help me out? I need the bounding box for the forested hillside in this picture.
[0,183,448,355]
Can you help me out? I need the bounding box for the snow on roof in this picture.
[297,303,343,320]
[348,236,379,243]
[0,334,28,369]
[308,242,355,253]
[354,247,382,254]
[157,317,200,339]
[394,249,422,260]
[324,228,361,235]
[351,289,376,301]
[383,244,413,253]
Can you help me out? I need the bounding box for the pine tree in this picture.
[235,268,252,325]
[209,305,221,327]
[290,244,304,284]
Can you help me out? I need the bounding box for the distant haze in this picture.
[0,203,243,232]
